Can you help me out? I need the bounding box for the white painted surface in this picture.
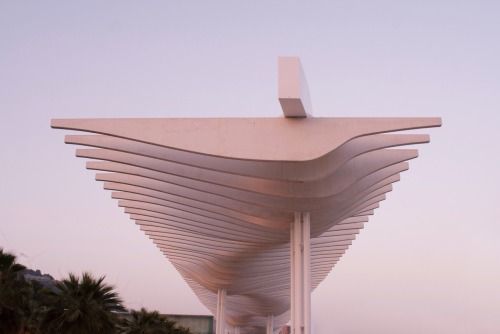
[52,115,439,333]
[278,57,312,118]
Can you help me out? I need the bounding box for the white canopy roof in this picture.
[52,116,440,333]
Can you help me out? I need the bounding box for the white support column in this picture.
[290,212,311,334]
[234,326,240,334]
[266,315,274,334]
[216,288,227,334]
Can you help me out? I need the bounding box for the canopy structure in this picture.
[52,58,441,334]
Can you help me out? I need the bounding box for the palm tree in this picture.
[0,248,27,334]
[119,308,191,334]
[173,325,192,334]
[41,272,125,334]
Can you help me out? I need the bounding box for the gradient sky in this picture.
[1,1,499,333]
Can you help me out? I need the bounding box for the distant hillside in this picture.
[21,268,57,289]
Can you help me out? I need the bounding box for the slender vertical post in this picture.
[234,326,240,334]
[302,212,311,334]
[266,315,274,334]
[290,212,311,334]
[216,288,227,334]
[290,213,299,333]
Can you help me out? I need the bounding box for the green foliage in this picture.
[21,281,52,334]
[119,308,192,334]
[0,249,192,334]
[41,272,125,334]
[174,325,192,334]
[0,247,28,334]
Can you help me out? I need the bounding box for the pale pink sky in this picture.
[1,1,499,333]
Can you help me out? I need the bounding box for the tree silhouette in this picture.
[119,307,192,334]
[0,248,28,334]
[41,272,125,334]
